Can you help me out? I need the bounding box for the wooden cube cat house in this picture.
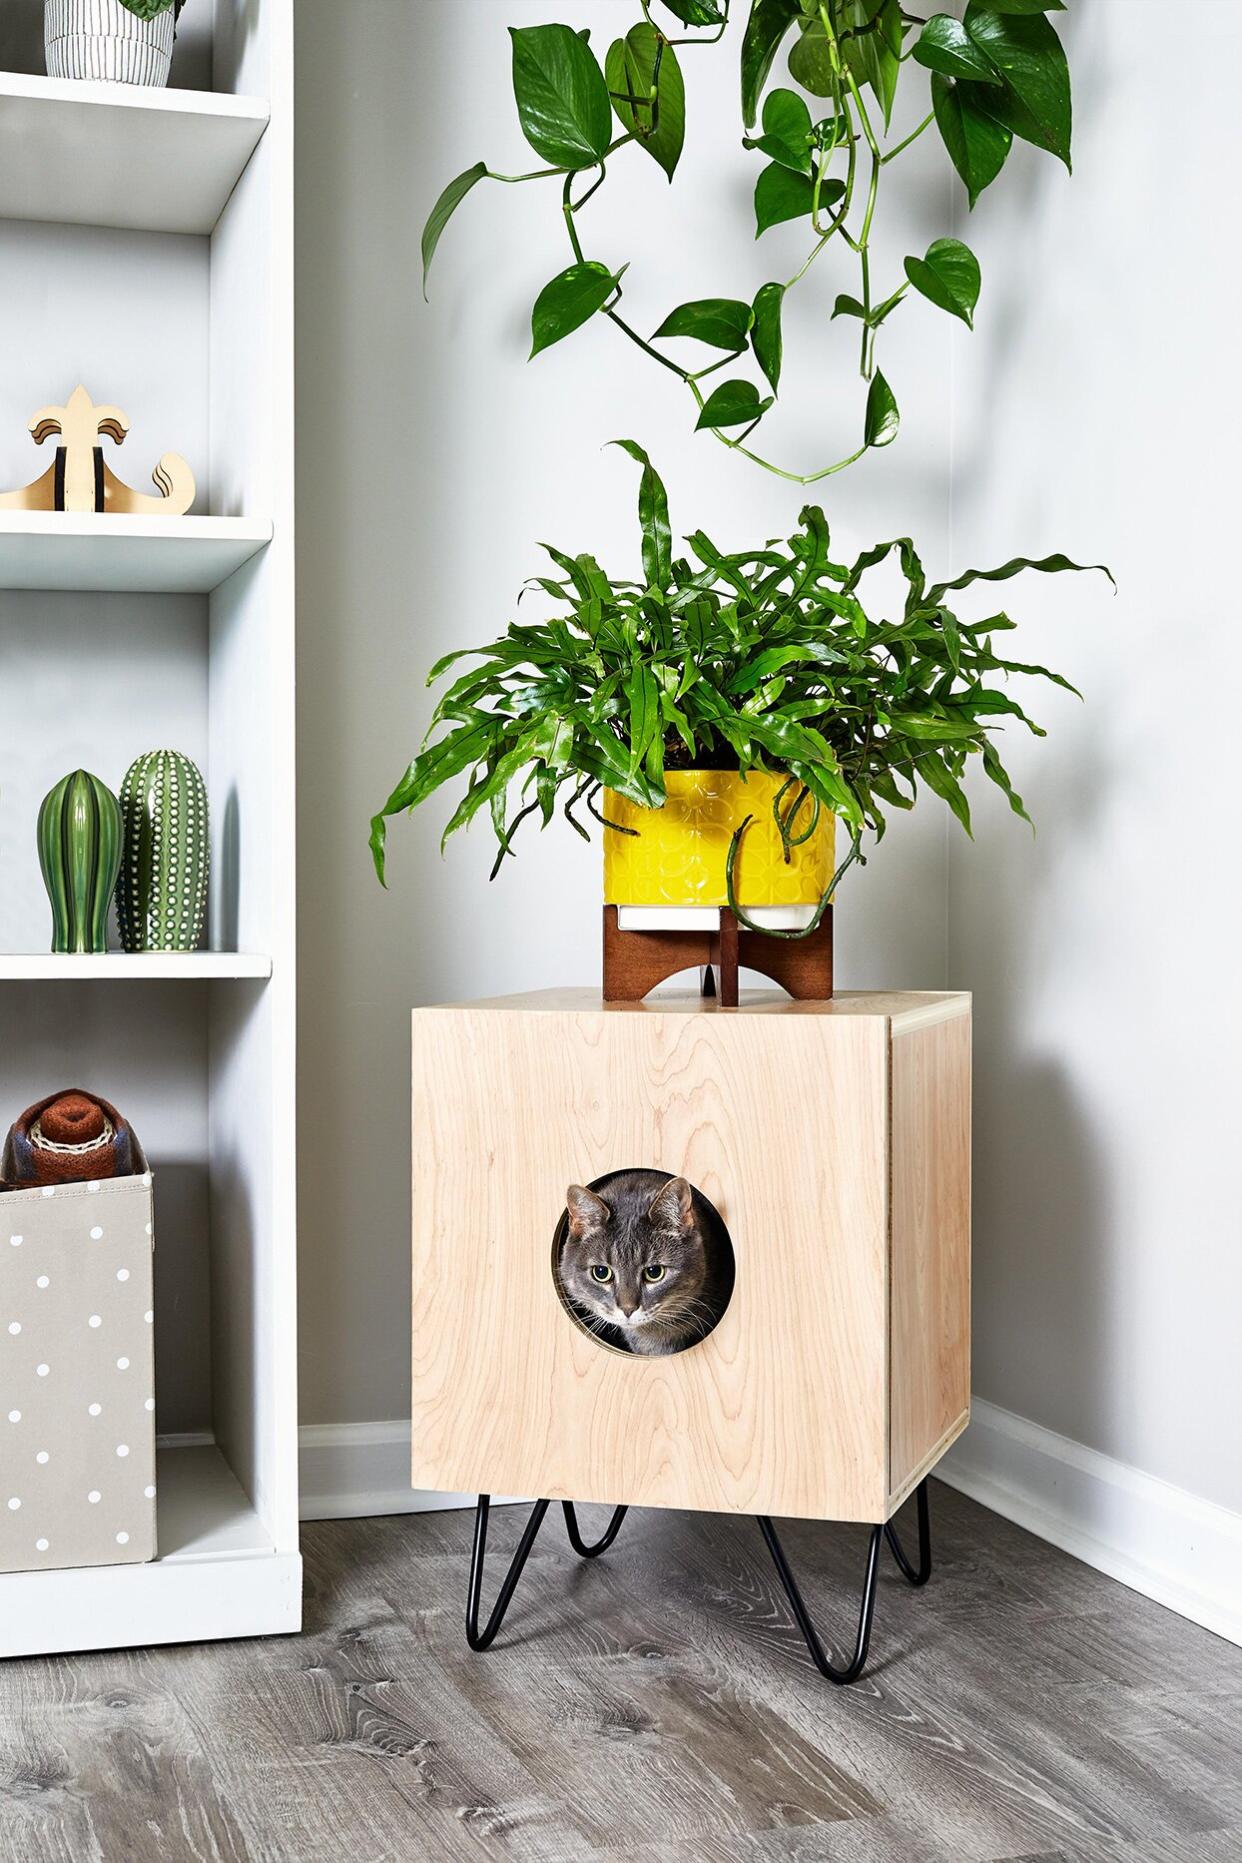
[411,987,971,1682]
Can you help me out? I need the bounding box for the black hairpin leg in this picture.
[756,1478,932,1684]
[466,1495,550,1651]
[466,1495,630,1651]
[562,1500,629,1557]
[884,1478,931,1587]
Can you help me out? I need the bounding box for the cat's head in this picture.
[559,1175,709,1347]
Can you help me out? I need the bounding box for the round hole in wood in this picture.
[551,1168,735,1356]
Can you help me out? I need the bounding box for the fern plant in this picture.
[372,448,1108,917]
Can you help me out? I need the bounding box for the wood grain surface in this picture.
[411,993,971,1524]
[2,1486,1240,1862]
[411,999,894,1520]
[889,1013,972,1504]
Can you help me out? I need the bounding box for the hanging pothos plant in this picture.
[421,0,1073,481]
[375,2,1101,904]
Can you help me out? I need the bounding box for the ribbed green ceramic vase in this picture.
[117,750,209,953]
[37,769,123,955]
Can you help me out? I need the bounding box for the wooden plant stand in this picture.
[602,903,833,1007]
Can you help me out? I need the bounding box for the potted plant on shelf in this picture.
[46,0,186,86]
[371,447,1106,928]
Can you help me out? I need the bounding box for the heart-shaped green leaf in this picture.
[530,261,620,357]
[696,379,775,430]
[745,87,814,172]
[654,298,753,350]
[741,0,802,127]
[660,0,726,23]
[786,17,836,97]
[989,0,1065,12]
[751,282,785,393]
[605,23,686,180]
[913,14,1002,83]
[904,237,981,327]
[932,72,1013,206]
[754,161,843,235]
[420,161,489,297]
[510,23,613,170]
[963,2,1071,167]
[864,372,900,448]
[832,293,866,321]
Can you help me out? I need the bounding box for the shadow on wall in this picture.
[950,5,1123,1460]
[963,891,1114,1456]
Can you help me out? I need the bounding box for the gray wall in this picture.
[295,1,953,1427]
[947,2,1242,1512]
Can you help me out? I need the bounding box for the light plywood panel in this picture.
[889,1010,972,1504]
[459,986,966,1030]
[412,1000,893,1523]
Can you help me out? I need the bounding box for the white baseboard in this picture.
[299,1419,476,1521]
[939,1398,1242,1649]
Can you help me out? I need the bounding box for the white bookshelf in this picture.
[0,953,273,980]
[0,513,273,593]
[0,2,298,1656]
[0,71,269,234]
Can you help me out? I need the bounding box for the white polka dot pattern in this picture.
[117,751,210,954]
[0,1165,157,1574]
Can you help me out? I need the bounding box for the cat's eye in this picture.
[642,1264,666,1284]
[590,1264,613,1284]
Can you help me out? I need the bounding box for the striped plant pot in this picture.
[117,750,209,953]
[45,0,175,85]
[36,770,123,956]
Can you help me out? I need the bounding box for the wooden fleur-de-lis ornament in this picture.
[0,385,195,516]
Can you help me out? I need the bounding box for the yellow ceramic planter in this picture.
[603,770,834,908]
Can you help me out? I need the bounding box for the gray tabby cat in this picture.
[558,1169,732,1356]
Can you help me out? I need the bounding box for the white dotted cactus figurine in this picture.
[117,750,209,953]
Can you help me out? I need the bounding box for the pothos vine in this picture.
[421,0,1073,485]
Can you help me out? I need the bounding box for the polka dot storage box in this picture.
[0,1146,155,1575]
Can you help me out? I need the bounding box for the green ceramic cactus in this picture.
[117,750,209,953]
[37,769,123,955]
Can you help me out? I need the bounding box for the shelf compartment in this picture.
[0,73,269,236]
[0,513,272,593]
[0,1445,300,1659]
[0,953,273,981]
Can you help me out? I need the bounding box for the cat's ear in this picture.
[648,1176,694,1233]
[566,1184,610,1239]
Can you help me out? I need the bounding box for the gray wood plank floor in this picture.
[2,1482,1240,1862]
